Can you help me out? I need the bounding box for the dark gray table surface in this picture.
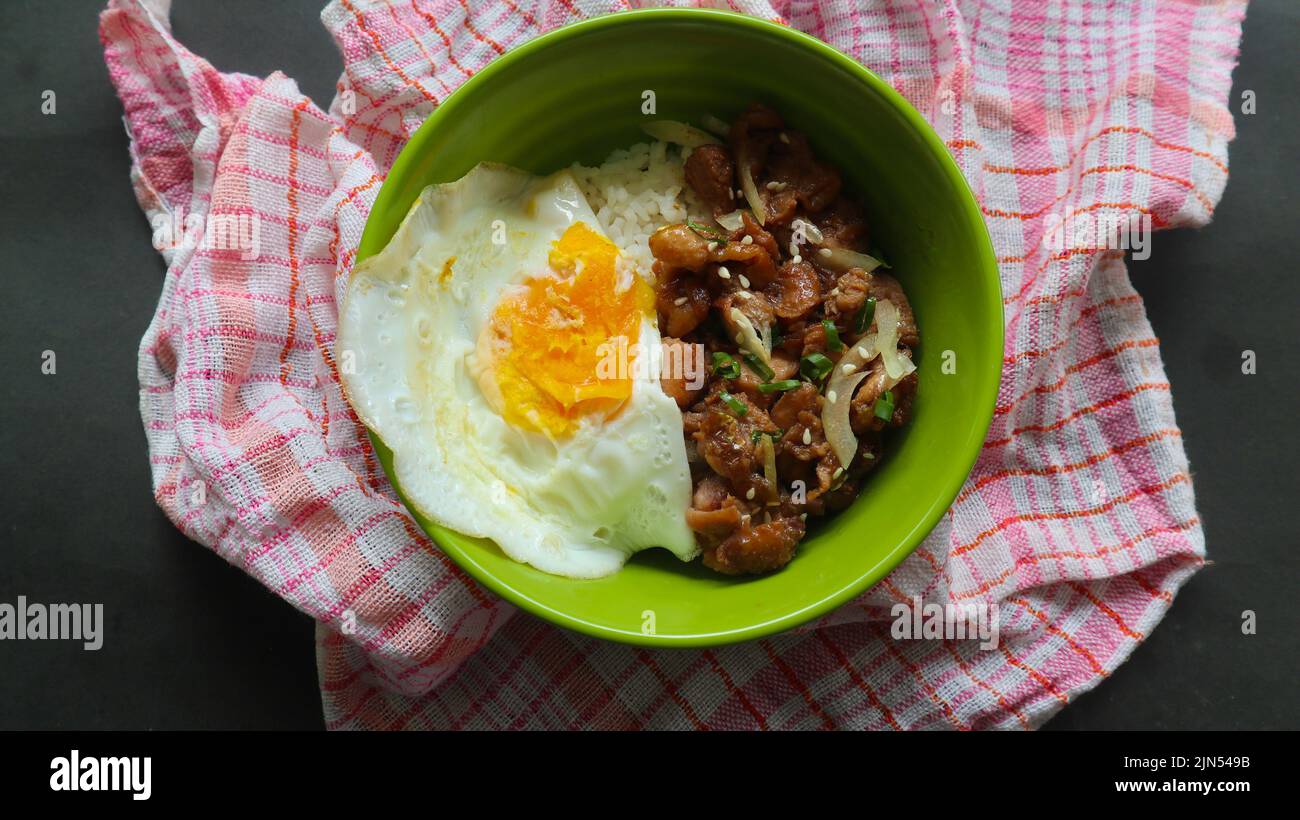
[1,0,1296,730]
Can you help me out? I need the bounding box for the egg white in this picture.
[338,163,697,578]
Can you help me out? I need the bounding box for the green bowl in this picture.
[356,8,1002,646]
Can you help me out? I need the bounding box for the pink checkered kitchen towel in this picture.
[102,0,1245,729]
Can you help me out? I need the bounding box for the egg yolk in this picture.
[481,222,653,437]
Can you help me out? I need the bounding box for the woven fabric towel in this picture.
[102,0,1245,729]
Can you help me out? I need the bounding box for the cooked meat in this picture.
[717,291,775,343]
[800,320,843,361]
[696,410,756,485]
[654,265,711,337]
[692,474,732,510]
[733,352,796,399]
[649,224,710,270]
[702,515,805,575]
[779,409,828,467]
[687,505,742,539]
[769,258,822,320]
[764,131,841,213]
[850,364,918,434]
[870,273,920,347]
[739,211,781,260]
[769,382,819,428]
[659,336,705,409]
[644,103,919,576]
[815,196,870,251]
[684,144,737,216]
[710,239,779,288]
[825,266,874,328]
[729,102,784,140]
[763,189,800,226]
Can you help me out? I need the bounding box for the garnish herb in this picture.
[821,319,843,352]
[874,390,896,422]
[742,352,775,381]
[711,351,740,380]
[853,297,877,335]
[686,220,729,243]
[720,391,748,416]
[800,352,834,382]
[758,379,801,394]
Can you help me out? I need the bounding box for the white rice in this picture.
[568,141,708,275]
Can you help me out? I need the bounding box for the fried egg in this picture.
[338,163,697,578]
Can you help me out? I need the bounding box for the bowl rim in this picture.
[358,7,1004,647]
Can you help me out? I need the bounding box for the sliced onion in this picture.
[823,372,868,469]
[715,209,745,232]
[736,143,766,226]
[758,434,777,491]
[818,247,885,273]
[701,113,730,137]
[838,333,879,372]
[819,334,878,470]
[874,299,916,381]
[728,307,772,366]
[640,120,722,149]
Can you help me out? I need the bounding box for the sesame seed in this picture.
[818,248,832,257]
[736,291,752,299]
[673,296,687,306]
[793,254,802,263]
[728,189,735,199]
[856,346,869,357]
[746,487,756,500]
[841,363,856,374]
[802,428,812,445]
[707,241,718,251]
[800,513,807,521]
[827,390,838,404]
[741,234,753,245]
[738,274,750,288]
[780,132,790,144]
[735,189,744,198]
[717,267,731,280]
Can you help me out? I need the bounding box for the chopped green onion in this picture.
[874,390,896,422]
[686,219,728,243]
[821,319,843,352]
[771,324,784,347]
[720,391,747,416]
[741,352,775,381]
[800,352,834,382]
[853,297,877,335]
[711,351,740,380]
[758,379,801,394]
[750,428,783,444]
